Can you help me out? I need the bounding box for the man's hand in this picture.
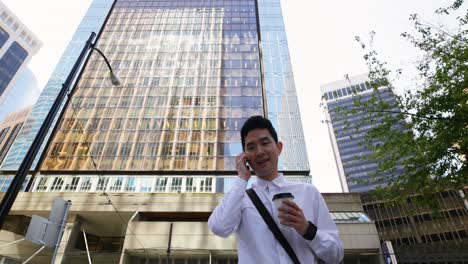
[236,153,252,181]
[278,200,309,235]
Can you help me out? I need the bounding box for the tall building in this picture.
[33,0,309,192]
[0,106,31,167]
[321,74,405,192]
[322,74,468,263]
[0,2,41,105]
[0,67,40,122]
[0,1,382,263]
[362,188,468,263]
[0,0,113,171]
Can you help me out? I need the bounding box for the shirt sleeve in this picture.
[208,177,247,238]
[305,186,344,263]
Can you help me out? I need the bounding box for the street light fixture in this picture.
[90,45,121,86]
[0,32,120,228]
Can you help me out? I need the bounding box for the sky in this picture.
[2,0,464,192]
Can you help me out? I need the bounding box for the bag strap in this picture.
[246,188,301,264]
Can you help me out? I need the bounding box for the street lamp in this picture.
[0,31,120,228]
[90,45,121,86]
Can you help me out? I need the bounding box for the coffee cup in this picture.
[272,192,295,214]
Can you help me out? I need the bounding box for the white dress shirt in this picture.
[208,174,344,264]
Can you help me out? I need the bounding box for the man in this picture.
[208,115,344,263]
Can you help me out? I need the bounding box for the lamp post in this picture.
[0,31,120,228]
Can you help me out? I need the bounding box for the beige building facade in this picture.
[0,192,382,263]
[0,106,32,167]
[362,188,468,263]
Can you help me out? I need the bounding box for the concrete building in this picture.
[321,74,468,263]
[0,1,41,106]
[320,74,406,192]
[0,192,382,263]
[0,106,32,167]
[0,1,382,263]
[362,188,468,263]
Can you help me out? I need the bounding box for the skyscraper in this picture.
[321,74,405,192]
[0,2,41,105]
[31,0,309,193]
[0,67,40,122]
[0,0,113,171]
[0,106,31,166]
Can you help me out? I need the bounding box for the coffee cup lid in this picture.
[272,193,294,201]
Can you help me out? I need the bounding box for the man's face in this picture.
[243,128,282,181]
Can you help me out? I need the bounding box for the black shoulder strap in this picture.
[246,188,301,264]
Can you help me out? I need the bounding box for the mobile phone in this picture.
[245,159,251,171]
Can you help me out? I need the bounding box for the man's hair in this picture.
[240,115,278,150]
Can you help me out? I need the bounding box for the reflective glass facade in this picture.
[0,26,9,49]
[324,82,406,192]
[42,0,263,171]
[41,0,308,174]
[0,41,28,97]
[0,122,23,164]
[258,0,309,171]
[1,0,114,170]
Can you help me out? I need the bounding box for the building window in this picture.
[170,177,182,192]
[140,178,152,192]
[109,177,123,191]
[50,177,64,191]
[64,177,80,191]
[36,177,49,191]
[186,178,195,192]
[125,177,136,191]
[154,178,167,192]
[200,177,212,192]
[0,123,22,164]
[0,26,9,49]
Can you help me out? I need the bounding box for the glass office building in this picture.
[321,74,406,192]
[0,1,41,106]
[0,0,113,171]
[27,0,309,193]
[0,42,28,97]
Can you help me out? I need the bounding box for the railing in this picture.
[23,175,312,193]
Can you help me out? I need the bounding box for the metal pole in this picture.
[167,223,173,264]
[82,229,92,264]
[22,245,45,264]
[0,32,96,229]
[50,200,71,264]
[0,238,24,248]
[27,0,118,192]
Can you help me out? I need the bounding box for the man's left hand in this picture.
[277,200,309,235]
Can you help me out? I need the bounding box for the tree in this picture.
[335,0,467,204]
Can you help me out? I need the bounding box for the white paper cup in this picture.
[272,192,295,219]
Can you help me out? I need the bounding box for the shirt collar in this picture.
[254,173,285,189]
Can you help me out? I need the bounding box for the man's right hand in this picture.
[236,153,252,181]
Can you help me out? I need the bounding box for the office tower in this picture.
[33,0,309,192]
[0,2,41,105]
[0,106,31,166]
[321,74,405,192]
[1,0,113,171]
[361,188,468,263]
[0,67,40,122]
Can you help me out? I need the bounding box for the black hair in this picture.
[240,115,278,151]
